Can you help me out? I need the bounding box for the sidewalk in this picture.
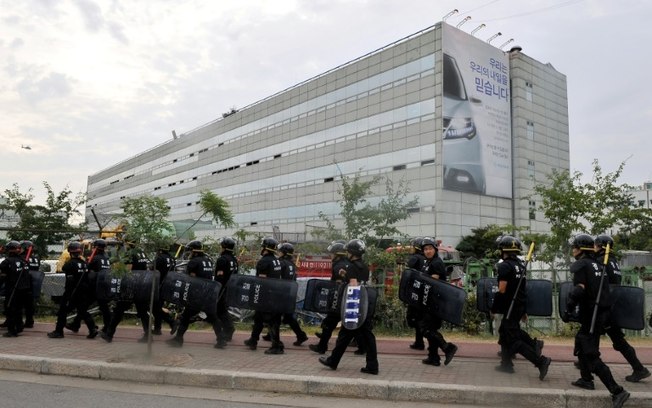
[0,323,650,407]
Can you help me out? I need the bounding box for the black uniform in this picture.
[102,249,151,342]
[493,255,549,375]
[277,255,308,345]
[70,249,112,332]
[51,255,97,337]
[168,252,214,345]
[212,250,238,346]
[320,258,378,373]
[24,252,42,328]
[0,254,31,336]
[246,253,284,352]
[598,250,650,381]
[418,255,457,365]
[568,252,626,395]
[153,250,176,333]
[406,252,426,349]
[310,255,349,353]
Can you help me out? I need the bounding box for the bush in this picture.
[373,290,409,335]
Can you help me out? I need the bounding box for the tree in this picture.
[318,173,418,245]
[176,190,235,240]
[120,195,173,255]
[455,224,510,259]
[1,182,86,256]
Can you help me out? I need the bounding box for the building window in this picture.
[525,81,533,102]
[639,200,645,207]
[527,160,535,178]
[528,200,536,220]
[526,121,534,140]
[393,164,406,171]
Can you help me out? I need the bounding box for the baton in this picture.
[590,243,610,335]
[86,247,98,265]
[505,242,535,320]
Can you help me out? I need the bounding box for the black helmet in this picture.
[420,237,437,251]
[93,239,107,249]
[497,235,522,253]
[345,239,366,256]
[594,234,614,250]
[261,237,278,252]
[67,241,83,254]
[327,240,347,255]
[5,240,22,254]
[220,236,236,251]
[410,237,424,252]
[278,242,294,255]
[20,240,33,250]
[185,240,203,252]
[570,234,594,252]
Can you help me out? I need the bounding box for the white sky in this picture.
[1,0,651,206]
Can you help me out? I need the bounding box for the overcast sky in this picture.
[1,0,651,207]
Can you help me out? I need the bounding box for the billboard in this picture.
[442,24,512,198]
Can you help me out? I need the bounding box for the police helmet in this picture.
[410,237,424,252]
[67,241,83,254]
[20,240,33,250]
[570,234,594,252]
[261,237,279,252]
[278,242,294,255]
[93,239,107,249]
[345,239,366,256]
[220,236,236,251]
[5,240,22,254]
[186,240,203,252]
[497,235,522,253]
[327,240,347,255]
[594,234,614,250]
[420,237,437,251]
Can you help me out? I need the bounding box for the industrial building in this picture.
[85,22,569,245]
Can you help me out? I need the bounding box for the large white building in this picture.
[85,22,569,245]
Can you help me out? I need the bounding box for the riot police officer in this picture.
[244,237,284,354]
[0,241,31,337]
[48,241,98,339]
[21,240,41,329]
[319,239,379,375]
[166,240,214,347]
[566,234,630,407]
[309,240,349,354]
[418,237,458,366]
[594,234,650,383]
[100,242,152,343]
[152,245,176,335]
[273,242,308,346]
[67,239,111,335]
[406,237,426,350]
[492,236,551,380]
[212,236,238,348]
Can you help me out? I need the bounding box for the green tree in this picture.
[176,190,235,240]
[120,195,173,255]
[1,182,86,256]
[455,224,507,259]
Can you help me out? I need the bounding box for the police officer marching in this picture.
[565,234,629,408]
[152,244,176,335]
[0,240,31,337]
[273,242,308,346]
[492,236,551,380]
[21,240,41,329]
[244,237,285,354]
[212,236,238,348]
[418,237,458,366]
[166,240,214,347]
[309,240,349,354]
[319,239,379,375]
[48,241,98,339]
[406,237,426,351]
[594,234,650,383]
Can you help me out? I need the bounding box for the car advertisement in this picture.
[442,24,512,198]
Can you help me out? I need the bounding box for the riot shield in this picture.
[476,277,498,314]
[399,268,467,325]
[30,270,45,300]
[160,271,222,317]
[340,285,369,330]
[226,274,298,314]
[96,269,159,303]
[558,281,580,323]
[610,285,645,330]
[303,279,341,313]
[526,279,553,317]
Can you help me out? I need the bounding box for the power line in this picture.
[481,0,585,22]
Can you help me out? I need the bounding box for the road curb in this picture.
[0,354,650,407]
